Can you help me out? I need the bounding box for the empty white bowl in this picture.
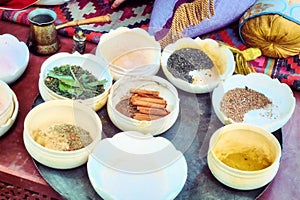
[0,80,14,125]
[207,123,281,190]
[23,100,103,169]
[161,37,235,93]
[39,52,113,111]
[95,27,161,80]
[212,73,296,132]
[107,76,179,135]
[0,34,29,84]
[0,88,18,137]
[87,131,187,200]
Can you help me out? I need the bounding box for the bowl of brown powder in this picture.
[212,73,296,132]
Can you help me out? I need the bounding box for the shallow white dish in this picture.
[96,27,161,80]
[0,89,18,137]
[161,37,235,93]
[39,52,113,111]
[87,131,187,200]
[107,75,180,135]
[0,34,29,84]
[212,73,296,132]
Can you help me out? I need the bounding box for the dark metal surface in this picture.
[32,74,282,200]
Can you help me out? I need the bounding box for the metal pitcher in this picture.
[27,8,110,55]
[27,8,60,55]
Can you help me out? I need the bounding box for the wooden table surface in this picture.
[0,20,299,200]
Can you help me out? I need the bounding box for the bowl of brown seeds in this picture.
[161,37,235,93]
[212,73,296,132]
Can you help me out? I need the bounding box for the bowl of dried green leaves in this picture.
[39,52,113,111]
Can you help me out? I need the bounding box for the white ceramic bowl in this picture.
[0,34,29,84]
[23,100,103,169]
[87,131,187,200]
[0,80,14,125]
[39,52,113,111]
[212,73,296,132]
[0,88,18,137]
[95,27,161,80]
[207,123,281,190]
[161,37,235,93]
[107,76,180,135]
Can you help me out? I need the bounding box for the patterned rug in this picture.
[1,0,300,90]
[0,0,154,43]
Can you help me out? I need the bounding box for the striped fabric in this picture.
[0,0,154,43]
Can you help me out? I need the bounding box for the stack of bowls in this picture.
[0,80,19,137]
[95,27,161,80]
[0,80,13,125]
[23,100,103,169]
[38,52,113,111]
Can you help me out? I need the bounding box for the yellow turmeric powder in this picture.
[216,147,272,171]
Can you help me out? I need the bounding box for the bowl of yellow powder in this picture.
[207,123,281,190]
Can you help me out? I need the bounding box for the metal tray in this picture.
[32,75,282,200]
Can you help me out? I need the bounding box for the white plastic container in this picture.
[0,80,14,125]
[96,27,161,80]
[107,76,180,135]
[23,100,103,169]
[207,123,281,190]
[0,34,29,84]
[161,37,235,93]
[39,52,113,111]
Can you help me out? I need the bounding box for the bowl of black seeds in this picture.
[161,37,235,93]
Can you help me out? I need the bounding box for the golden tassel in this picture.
[219,42,262,75]
[159,0,215,48]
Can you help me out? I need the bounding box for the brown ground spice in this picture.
[220,87,272,122]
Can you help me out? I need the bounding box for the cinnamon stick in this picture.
[133,112,162,121]
[130,98,166,109]
[130,89,160,97]
[131,95,166,105]
[136,106,169,116]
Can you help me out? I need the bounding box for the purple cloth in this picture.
[148,0,256,39]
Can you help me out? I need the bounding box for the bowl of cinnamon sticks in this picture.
[107,76,180,135]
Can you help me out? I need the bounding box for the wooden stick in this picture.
[56,15,110,30]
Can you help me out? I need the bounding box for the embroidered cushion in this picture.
[148,0,256,47]
[239,0,300,58]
